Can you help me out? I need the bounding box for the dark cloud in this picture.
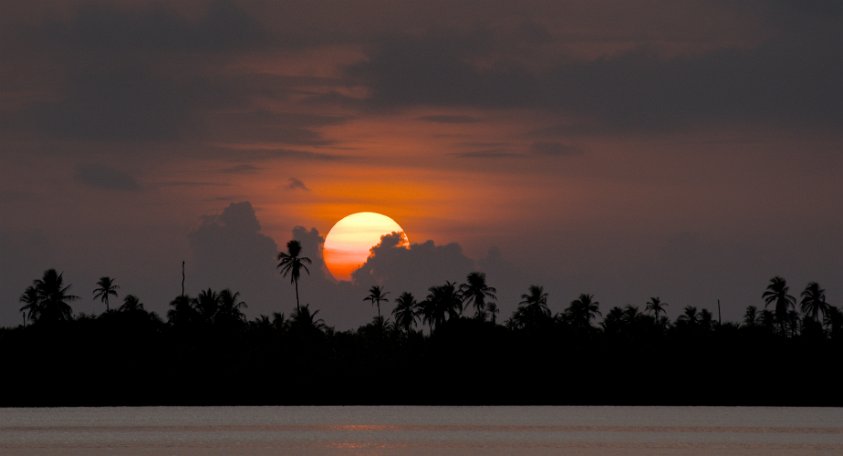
[352,233,476,295]
[75,164,141,191]
[220,164,261,174]
[450,150,522,159]
[188,201,283,316]
[529,142,581,156]
[35,1,266,55]
[287,177,310,191]
[417,115,481,123]
[347,13,843,132]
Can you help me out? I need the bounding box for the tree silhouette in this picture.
[486,302,500,325]
[364,285,390,318]
[92,276,119,312]
[217,289,248,326]
[167,294,199,327]
[564,293,601,330]
[119,294,143,312]
[459,272,497,320]
[277,240,311,311]
[392,292,417,334]
[677,306,699,326]
[800,282,829,323]
[510,285,551,331]
[419,281,462,332]
[34,269,78,323]
[19,285,40,325]
[645,297,668,322]
[762,276,796,335]
[743,305,759,327]
[290,304,326,335]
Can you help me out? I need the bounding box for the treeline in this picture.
[2,263,841,406]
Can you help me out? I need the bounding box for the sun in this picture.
[323,212,408,281]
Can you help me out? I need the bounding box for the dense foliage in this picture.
[2,269,841,406]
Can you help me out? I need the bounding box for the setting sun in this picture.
[323,212,409,281]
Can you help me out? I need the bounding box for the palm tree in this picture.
[762,276,796,335]
[290,304,326,335]
[92,276,119,312]
[217,289,248,325]
[364,285,390,318]
[194,288,220,324]
[565,293,601,330]
[167,294,199,327]
[486,301,500,325]
[34,269,78,323]
[677,306,700,326]
[277,240,311,311]
[19,285,40,325]
[459,272,497,320]
[119,294,143,312]
[510,285,551,331]
[743,305,759,327]
[645,297,667,321]
[800,282,829,323]
[419,282,462,332]
[392,292,417,334]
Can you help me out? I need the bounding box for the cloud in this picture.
[417,115,481,123]
[346,14,843,132]
[450,150,522,159]
[352,233,476,296]
[287,177,310,191]
[528,142,581,156]
[74,164,141,191]
[188,201,283,316]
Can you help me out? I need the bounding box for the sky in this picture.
[1,0,841,329]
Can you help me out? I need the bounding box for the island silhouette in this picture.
[2,241,840,407]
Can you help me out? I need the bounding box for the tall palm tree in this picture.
[762,276,796,335]
[800,282,829,323]
[645,297,667,321]
[34,269,78,323]
[392,292,417,334]
[93,276,119,312]
[277,240,311,311]
[19,285,40,325]
[565,293,601,330]
[459,272,497,320]
[364,285,390,318]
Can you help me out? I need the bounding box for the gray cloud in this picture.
[417,115,481,123]
[529,142,581,156]
[346,13,843,133]
[188,201,283,317]
[450,150,522,159]
[287,177,310,191]
[75,164,141,191]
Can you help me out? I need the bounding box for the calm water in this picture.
[1,406,842,455]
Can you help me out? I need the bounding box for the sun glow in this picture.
[323,212,408,281]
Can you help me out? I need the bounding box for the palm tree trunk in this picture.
[294,278,300,311]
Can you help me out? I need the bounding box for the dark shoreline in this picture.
[3,316,841,408]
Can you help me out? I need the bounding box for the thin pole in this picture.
[181,260,186,297]
[717,299,722,325]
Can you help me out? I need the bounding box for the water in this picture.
[1,406,842,455]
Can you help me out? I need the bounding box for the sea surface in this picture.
[1,406,842,455]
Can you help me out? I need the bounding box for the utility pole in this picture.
[717,298,722,325]
[181,260,186,297]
